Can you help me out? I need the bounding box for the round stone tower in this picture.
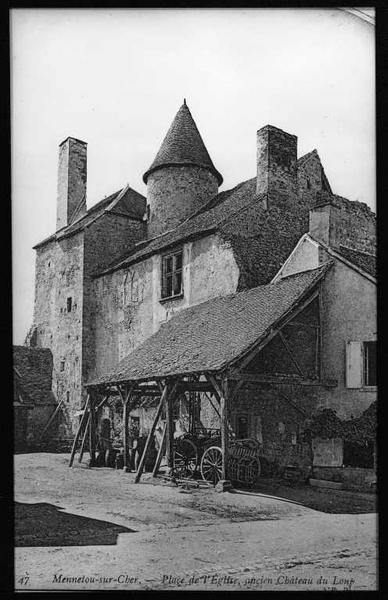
[143,100,223,237]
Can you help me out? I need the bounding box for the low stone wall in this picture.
[312,466,376,491]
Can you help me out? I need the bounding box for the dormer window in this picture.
[161,250,183,299]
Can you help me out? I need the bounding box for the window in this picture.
[161,250,183,299]
[236,415,249,439]
[346,340,376,388]
[60,360,65,372]
[66,391,70,403]
[364,341,376,387]
[67,297,72,312]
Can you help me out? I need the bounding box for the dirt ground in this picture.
[14,453,378,591]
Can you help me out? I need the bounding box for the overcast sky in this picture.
[11,8,375,344]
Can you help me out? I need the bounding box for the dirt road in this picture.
[14,454,377,591]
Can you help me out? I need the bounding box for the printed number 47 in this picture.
[18,574,30,586]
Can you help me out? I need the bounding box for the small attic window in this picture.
[67,297,72,312]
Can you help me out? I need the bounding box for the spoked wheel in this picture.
[173,438,198,478]
[200,446,223,485]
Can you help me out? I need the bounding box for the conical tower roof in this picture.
[143,100,223,185]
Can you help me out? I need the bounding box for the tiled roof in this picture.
[143,101,223,185]
[98,178,259,274]
[89,265,330,385]
[336,245,376,278]
[13,346,56,405]
[33,186,146,249]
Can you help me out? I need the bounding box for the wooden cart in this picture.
[172,430,261,487]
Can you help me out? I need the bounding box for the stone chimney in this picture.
[256,125,297,201]
[308,193,340,247]
[308,191,376,253]
[56,137,87,231]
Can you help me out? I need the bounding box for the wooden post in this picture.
[207,373,235,437]
[152,421,167,477]
[78,413,90,463]
[135,381,179,483]
[165,382,174,471]
[68,395,90,467]
[220,377,229,481]
[89,393,96,466]
[122,388,131,473]
[117,384,136,473]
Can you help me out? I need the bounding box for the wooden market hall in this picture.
[69,265,335,486]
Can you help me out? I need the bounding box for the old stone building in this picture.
[26,101,376,483]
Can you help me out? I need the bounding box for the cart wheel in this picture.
[200,446,223,485]
[173,438,198,478]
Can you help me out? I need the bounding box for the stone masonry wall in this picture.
[88,233,240,383]
[82,214,147,390]
[147,166,219,237]
[297,150,332,194]
[309,198,376,254]
[32,232,85,432]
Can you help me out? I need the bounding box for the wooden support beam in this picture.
[117,383,137,473]
[220,378,229,480]
[96,395,109,412]
[227,372,337,387]
[135,384,169,484]
[177,382,214,392]
[205,374,235,436]
[152,421,167,477]
[278,392,307,418]
[203,392,220,417]
[89,394,97,466]
[207,373,224,402]
[122,390,131,473]
[68,395,90,467]
[135,380,180,483]
[278,330,306,379]
[165,383,174,471]
[78,413,91,463]
[237,290,320,370]
[38,400,65,441]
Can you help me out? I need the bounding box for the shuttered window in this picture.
[346,341,377,388]
[346,342,363,388]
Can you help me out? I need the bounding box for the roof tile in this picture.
[89,265,330,385]
[143,101,223,185]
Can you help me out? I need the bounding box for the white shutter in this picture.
[346,341,363,388]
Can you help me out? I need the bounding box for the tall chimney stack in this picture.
[256,125,297,201]
[56,137,87,231]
